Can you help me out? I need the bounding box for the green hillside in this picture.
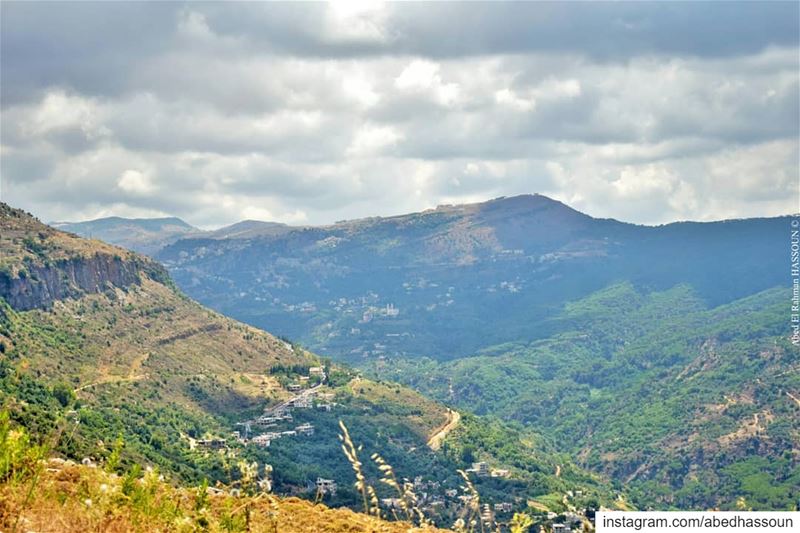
[366,283,800,510]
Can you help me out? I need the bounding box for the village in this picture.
[188,365,597,532]
[193,365,331,453]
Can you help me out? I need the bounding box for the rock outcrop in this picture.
[0,254,167,311]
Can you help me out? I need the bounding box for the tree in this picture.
[52,382,75,407]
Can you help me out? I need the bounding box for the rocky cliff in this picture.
[0,202,170,310]
[0,254,166,311]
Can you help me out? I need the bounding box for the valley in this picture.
[0,202,616,531]
[54,194,798,512]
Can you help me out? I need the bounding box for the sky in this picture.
[1,1,798,228]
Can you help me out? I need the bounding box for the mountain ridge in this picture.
[54,193,796,238]
[146,195,788,362]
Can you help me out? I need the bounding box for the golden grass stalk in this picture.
[338,419,371,515]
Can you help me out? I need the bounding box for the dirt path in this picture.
[786,391,800,408]
[75,374,146,392]
[427,409,460,451]
[75,353,150,392]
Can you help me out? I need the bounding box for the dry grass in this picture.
[7,276,313,417]
[1,460,450,533]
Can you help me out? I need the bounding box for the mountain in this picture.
[154,194,788,363]
[0,202,615,529]
[52,216,294,256]
[52,215,201,256]
[207,220,294,240]
[21,195,795,512]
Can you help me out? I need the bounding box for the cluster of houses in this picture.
[232,374,336,449]
[367,474,518,521]
[197,368,335,452]
[239,421,316,449]
[360,303,401,323]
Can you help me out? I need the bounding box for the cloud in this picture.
[0,2,797,227]
[117,169,155,196]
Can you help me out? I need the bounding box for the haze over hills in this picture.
[52,216,202,256]
[54,216,297,256]
[0,202,616,530]
[148,194,788,362]
[61,194,790,362]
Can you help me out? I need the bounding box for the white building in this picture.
[251,434,271,448]
[494,502,513,513]
[470,462,490,477]
[296,423,314,436]
[316,478,337,495]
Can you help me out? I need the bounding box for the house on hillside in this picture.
[254,416,280,427]
[296,423,314,435]
[469,462,489,477]
[196,438,227,450]
[291,396,312,408]
[493,502,513,513]
[251,434,271,448]
[316,478,337,495]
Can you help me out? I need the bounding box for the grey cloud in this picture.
[0,2,798,228]
[4,2,797,107]
[0,2,179,106]
[201,2,798,59]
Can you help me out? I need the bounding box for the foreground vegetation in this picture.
[0,411,449,533]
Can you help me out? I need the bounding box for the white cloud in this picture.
[346,123,402,157]
[395,60,461,107]
[495,88,535,112]
[325,1,389,43]
[117,169,155,195]
[23,91,110,140]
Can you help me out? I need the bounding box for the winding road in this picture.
[427,409,461,450]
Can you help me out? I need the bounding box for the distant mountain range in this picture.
[62,194,783,362]
[52,216,294,256]
[52,216,201,256]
